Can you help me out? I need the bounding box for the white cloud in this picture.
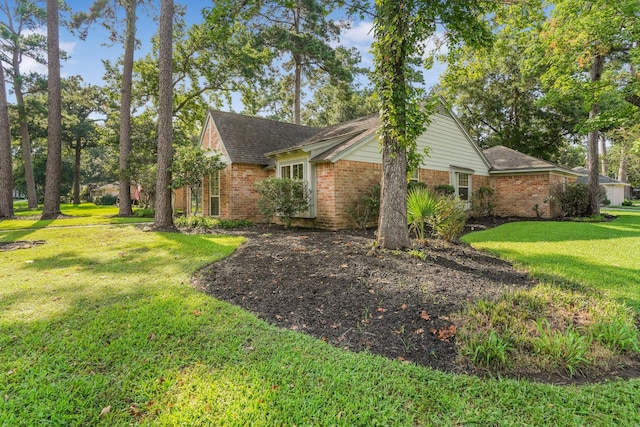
[18,28,77,76]
[339,20,374,47]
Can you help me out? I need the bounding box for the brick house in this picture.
[178,106,579,229]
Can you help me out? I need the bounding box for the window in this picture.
[209,170,220,216]
[409,168,419,182]
[280,162,304,180]
[457,173,470,201]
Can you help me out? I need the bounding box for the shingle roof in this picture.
[263,113,380,161]
[209,110,321,165]
[483,145,575,174]
[572,167,629,185]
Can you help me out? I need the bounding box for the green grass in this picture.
[1,202,151,230]
[462,210,640,310]
[1,206,640,425]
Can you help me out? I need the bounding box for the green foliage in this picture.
[429,196,468,242]
[171,145,225,215]
[590,321,640,353]
[463,330,512,368]
[551,183,605,217]
[471,186,495,217]
[407,187,441,241]
[254,178,310,227]
[433,184,455,196]
[622,199,633,207]
[347,183,381,230]
[438,1,583,160]
[133,208,154,218]
[534,320,590,376]
[174,215,254,230]
[458,283,640,377]
[93,194,117,206]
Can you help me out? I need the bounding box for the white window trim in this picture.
[450,166,474,210]
[276,158,315,218]
[209,170,220,217]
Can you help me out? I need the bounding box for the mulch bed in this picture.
[193,222,539,378]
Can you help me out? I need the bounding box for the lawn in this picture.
[462,209,640,310]
[1,206,639,425]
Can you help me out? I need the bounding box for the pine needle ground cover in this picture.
[0,208,639,425]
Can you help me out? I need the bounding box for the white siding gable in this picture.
[340,113,490,176]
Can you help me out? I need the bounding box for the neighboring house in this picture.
[182,106,581,229]
[572,167,631,206]
[90,183,119,199]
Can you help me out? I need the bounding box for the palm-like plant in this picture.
[407,187,441,241]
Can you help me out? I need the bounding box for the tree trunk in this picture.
[617,143,628,183]
[118,0,137,216]
[293,4,302,125]
[378,136,409,249]
[599,132,607,176]
[41,0,62,219]
[13,80,37,209]
[0,64,14,218]
[153,0,176,231]
[73,136,82,205]
[587,53,604,216]
[294,54,302,125]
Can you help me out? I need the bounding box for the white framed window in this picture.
[209,170,220,216]
[281,162,304,180]
[457,173,470,201]
[409,168,419,182]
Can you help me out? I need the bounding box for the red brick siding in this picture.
[318,160,382,230]
[490,173,575,218]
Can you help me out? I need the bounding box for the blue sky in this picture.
[19,1,445,111]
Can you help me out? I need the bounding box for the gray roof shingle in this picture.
[572,167,629,185]
[209,110,321,166]
[483,145,574,173]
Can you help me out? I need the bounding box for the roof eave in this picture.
[490,167,580,176]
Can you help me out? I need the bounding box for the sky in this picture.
[16,0,446,112]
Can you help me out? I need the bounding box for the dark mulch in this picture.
[192,220,536,376]
[193,219,640,385]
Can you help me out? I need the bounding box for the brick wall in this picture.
[317,160,382,230]
[228,164,272,222]
[490,172,574,218]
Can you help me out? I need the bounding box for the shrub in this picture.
[407,187,441,241]
[348,184,381,230]
[94,194,117,206]
[254,178,310,227]
[175,215,254,230]
[471,186,495,217]
[551,183,607,217]
[133,208,155,218]
[622,199,633,207]
[433,184,455,196]
[428,196,467,242]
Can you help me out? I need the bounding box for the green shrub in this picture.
[433,184,455,196]
[551,183,606,217]
[133,208,155,218]
[348,183,381,229]
[622,199,633,207]
[428,196,467,242]
[407,187,441,241]
[94,195,117,206]
[254,178,310,227]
